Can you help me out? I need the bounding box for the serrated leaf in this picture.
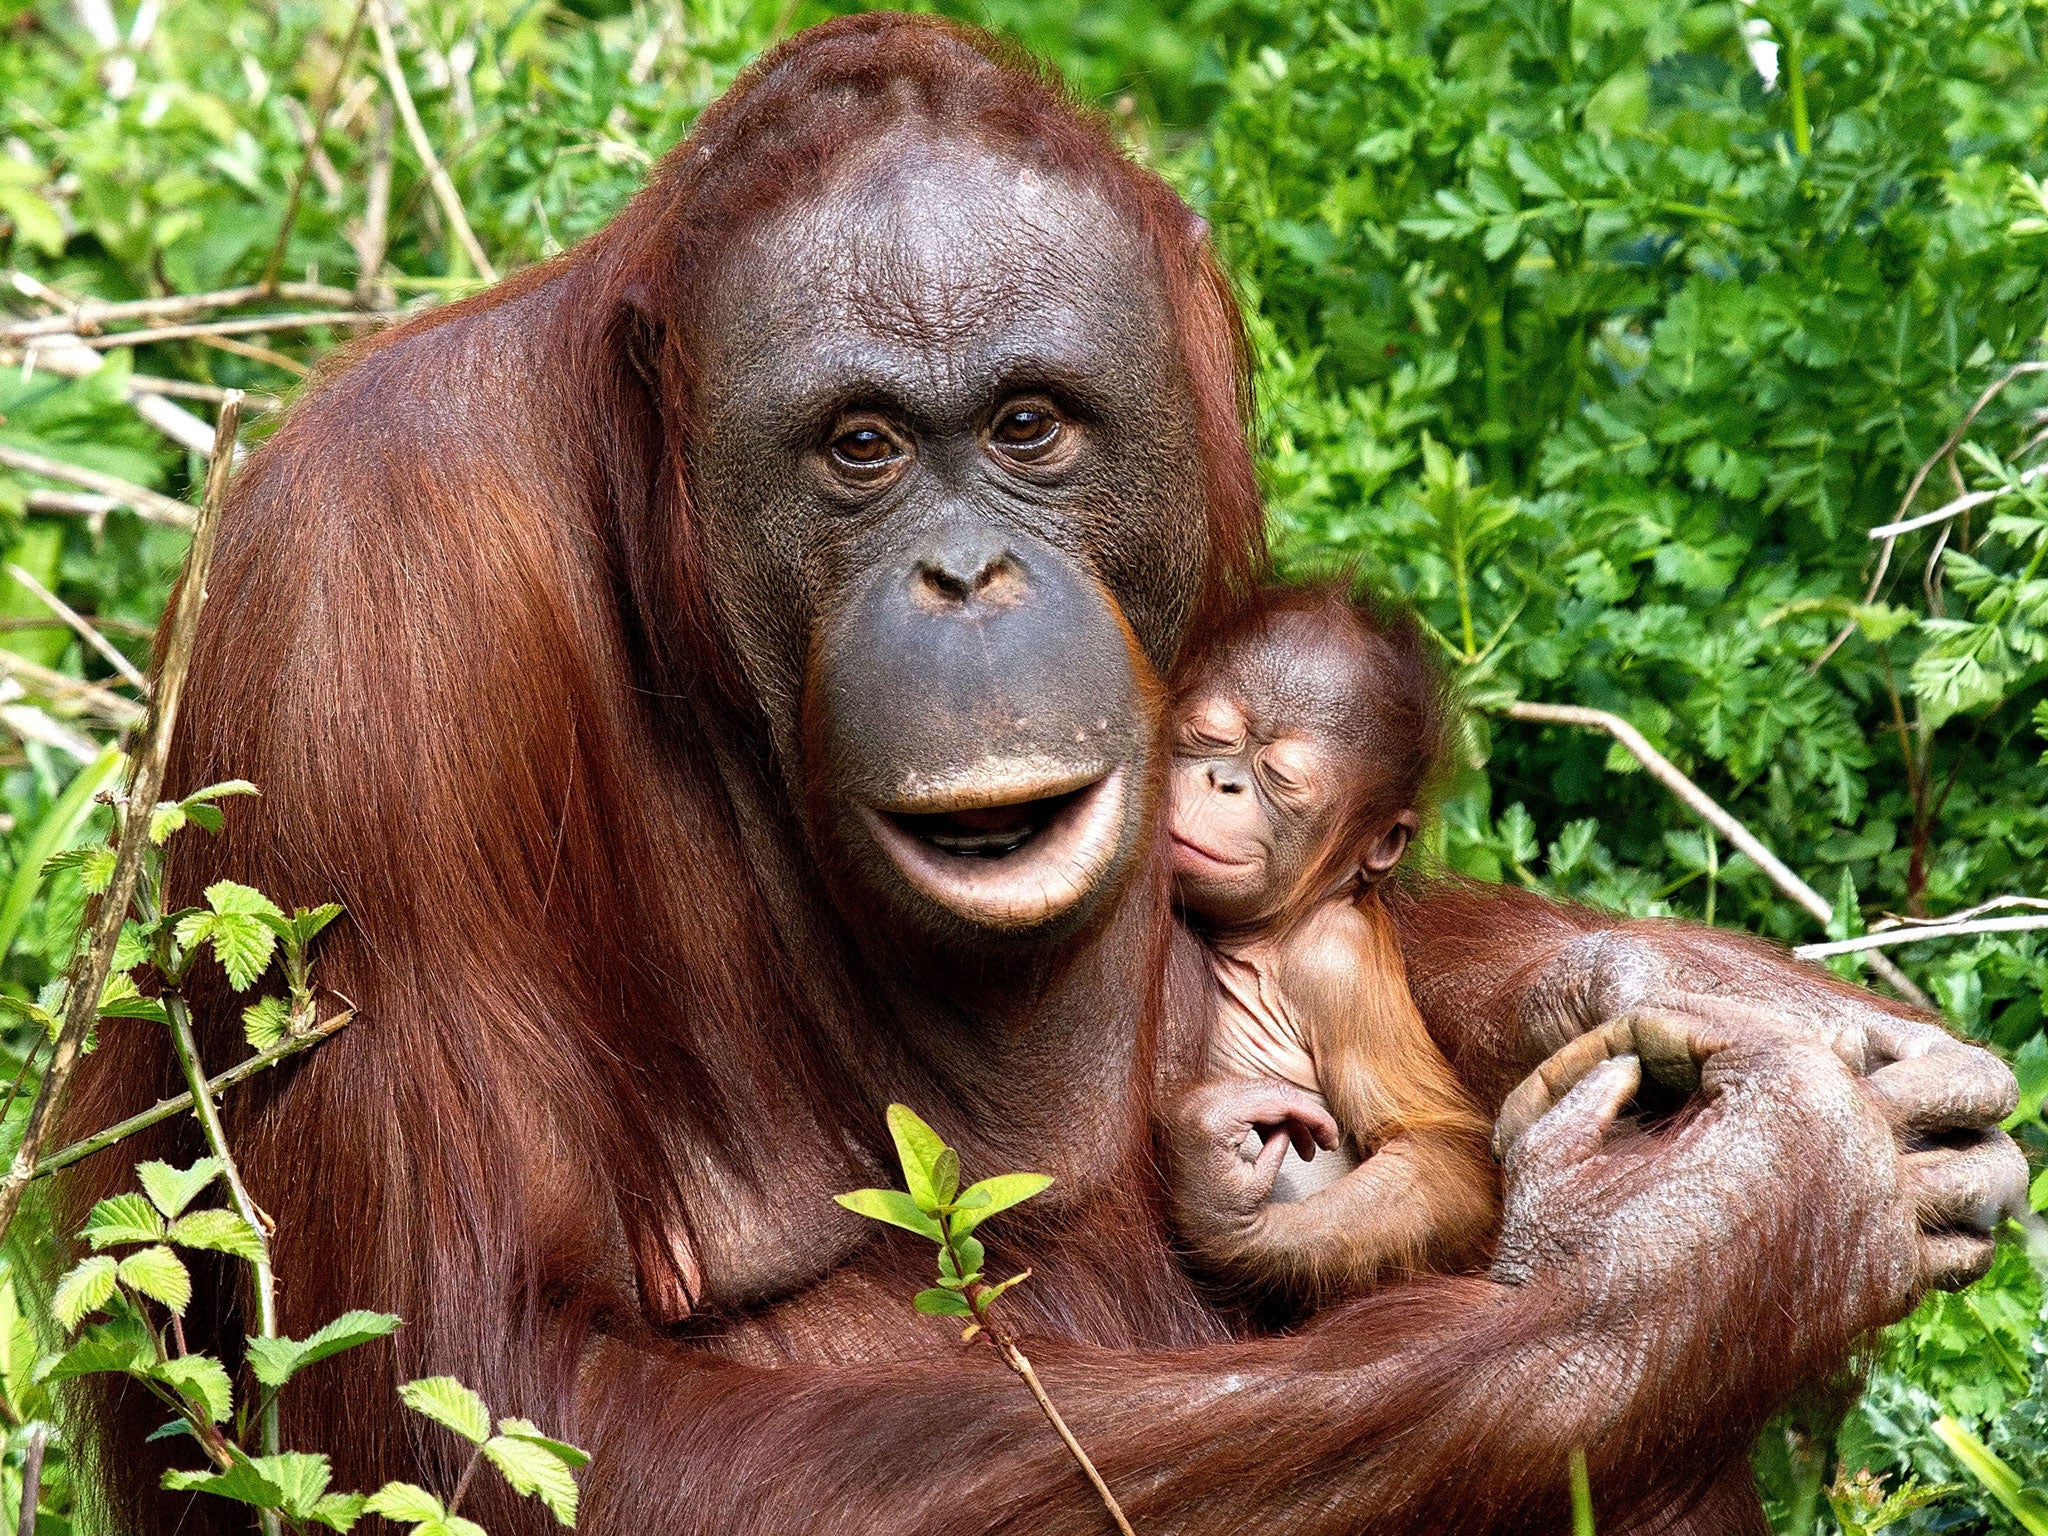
[251,1451,333,1519]
[154,1352,233,1422]
[832,1188,942,1242]
[949,1173,1053,1236]
[495,1418,591,1470]
[364,1482,446,1523]
[307,1492,369,1532]
[182,779,259,807]
[163,1455,284,1508]
[885,1104,947,1212]
[399,1375,491,1444]
[912,1287,974,1317]
[43,844,115,894]
[36,1312,152,1380]
[137,1157,224,1219]
[242,995,288,1049]
[82,1191,165,1249]
[148,802,187,844]
[292,902,345,946]
[182,803,224,834]
[248,1309,402,1388]
[118,1246,192,1314]
[204,915,277,991]
[167,1208,267,1262]
[52,1255,117,1327]
[484,1433,580,1525]
[421,1519,489,1536]
[96,970,169,1025]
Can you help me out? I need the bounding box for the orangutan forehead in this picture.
[697,131,1175,394]
[1207,621,1381,754]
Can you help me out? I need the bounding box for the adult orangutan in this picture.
[61,14,2024,1535]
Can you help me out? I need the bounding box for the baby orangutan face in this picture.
[1167,615,1414,930]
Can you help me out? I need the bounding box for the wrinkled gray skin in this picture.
[655,120,2023,1528]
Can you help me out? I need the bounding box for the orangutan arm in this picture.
[1385,877,2026,1290]
[582,1015,1916,1535]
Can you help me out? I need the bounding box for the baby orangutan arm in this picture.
[1166,900,1498,1305]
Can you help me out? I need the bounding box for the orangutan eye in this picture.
[1258,745,1314,799]
[987,399,1066,459]
[827,417,907,478]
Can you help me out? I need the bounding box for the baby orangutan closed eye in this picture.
[1161,581,1497,1307]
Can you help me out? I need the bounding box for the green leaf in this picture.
[364,1481,447,1523]
[181,779,260,807]
[421,1519,489,1536]
[931,1146,960,1206]
[291,902,345,947]
[307,1492,369,1532]
[976,1270,1032,1309]
[885,1103,948,1212]
[174,881,285,990]
[52,1255,118,1327]
[949,1172,1053,1236]
[148,801,188,844]
[118,1246,192,1314]
[96,969,169,1025]
[82,1191,166,1249]
[495,1417,591,1470]
[137,1157,224,1219]
[241,995,289,1049]
[43,843,116,894]
[1932,1417,2048,1535]
[832,1188,942,1242]
[911,1287,974,1317]
[398,1375,492,1444]
[246,1309,402,1388]
[154,1352,233,1422]
[166,1208,267,1263]
[251,1451,336,1519]
[483,1432,581,1525]
[163,1456,285,1508]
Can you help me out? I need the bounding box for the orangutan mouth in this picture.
[863,768,1128,930]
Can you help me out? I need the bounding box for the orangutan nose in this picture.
[911,530,1029,611]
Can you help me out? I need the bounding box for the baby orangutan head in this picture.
[1166,582,1448,932]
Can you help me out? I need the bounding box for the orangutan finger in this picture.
[1492,1023,1634,1160]
[1903,1133,2030,1235]
[1623,1010,1705,1095]
[1505,1055,1641,1178]
[1867,1050,2018,1134]
[1919,1228,1998,1292]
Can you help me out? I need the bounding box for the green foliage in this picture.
[377,1378,590,1531]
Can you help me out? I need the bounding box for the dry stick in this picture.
[1504,701,1934,1008]
[15,1422,46,1536]
[1798,915,2048,958]
[0,392,241,1248]
[352,97,396,309]
[261,0,373,292]
[0,280,362,342]
[30,1013,352,1180]
[0,654,144,726]
[194,334,311,378]
[7,562,149,693]
[130,375,279,410]
[368,0,498,284]
[0,444,192,528]
[986,1324,1136,1536]
[78,311,394,350]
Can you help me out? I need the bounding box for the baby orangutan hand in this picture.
[1162,1078,1341,1242]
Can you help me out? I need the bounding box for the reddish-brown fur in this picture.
[50,16,1926,1535]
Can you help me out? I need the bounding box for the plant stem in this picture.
[1569,1446,1595,1536]
[165,994,280,1536]
[15,1422,46,1536]
[260,0,371,293]
[1782,21,1811,156]
[986,1324,1136,1536]
[0,394,241,1248]
[29,1009,352,1180]
[448,1444,484,1516]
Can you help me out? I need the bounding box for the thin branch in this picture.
[192,333,311,377]
[0,392,241,1247]
[15,1422,46,1536]
[1870,895,2048,929]
[24,489,115,520]
[1796,915,2048,958]
[991,1332,1137,1536]
[0,612,152,639]
[0,444,192,527]
[78,311,394,349]
[261,0,372,292]
[1503,700,1934,1008]
[0,653,145,725]
[31,1011,353,1180]
[129,376,279,410]
[0,280,362,341]
[351,96,396,309]
[7,562,150,693]
[368,0,498,283]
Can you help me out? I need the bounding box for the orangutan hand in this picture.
[1500,924,2028,1293]
[1160,1078,1340,1243]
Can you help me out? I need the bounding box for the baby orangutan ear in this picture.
[1360,810,1420,884]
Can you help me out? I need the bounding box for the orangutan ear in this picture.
[1359,810,1419,883]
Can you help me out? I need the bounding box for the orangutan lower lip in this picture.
[1169,832,1251,874]
[862,769,1126,930]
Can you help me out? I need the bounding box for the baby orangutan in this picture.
[1161,582,1496,1306]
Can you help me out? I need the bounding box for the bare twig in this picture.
[1503,700,1934,1008]
[0,653,144,725]
[15,1422,47,1536]
[0,280,361,341]
[350,97,396,309]
[8,563,149,693]
[30,1011,353,1180]
[0,392,241,1248]
[78,311,393,349]
[0,444,192,527]
[1797,915,2048,958]
[368,0,498,283]
[989,1328,1137,1536]
[262,0,373,292]
[0,679,102,761]
[129,375,279,410]
[24,489,114,520]
[192,334,311,377]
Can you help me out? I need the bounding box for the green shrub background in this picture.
[0,0,2043,1527]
